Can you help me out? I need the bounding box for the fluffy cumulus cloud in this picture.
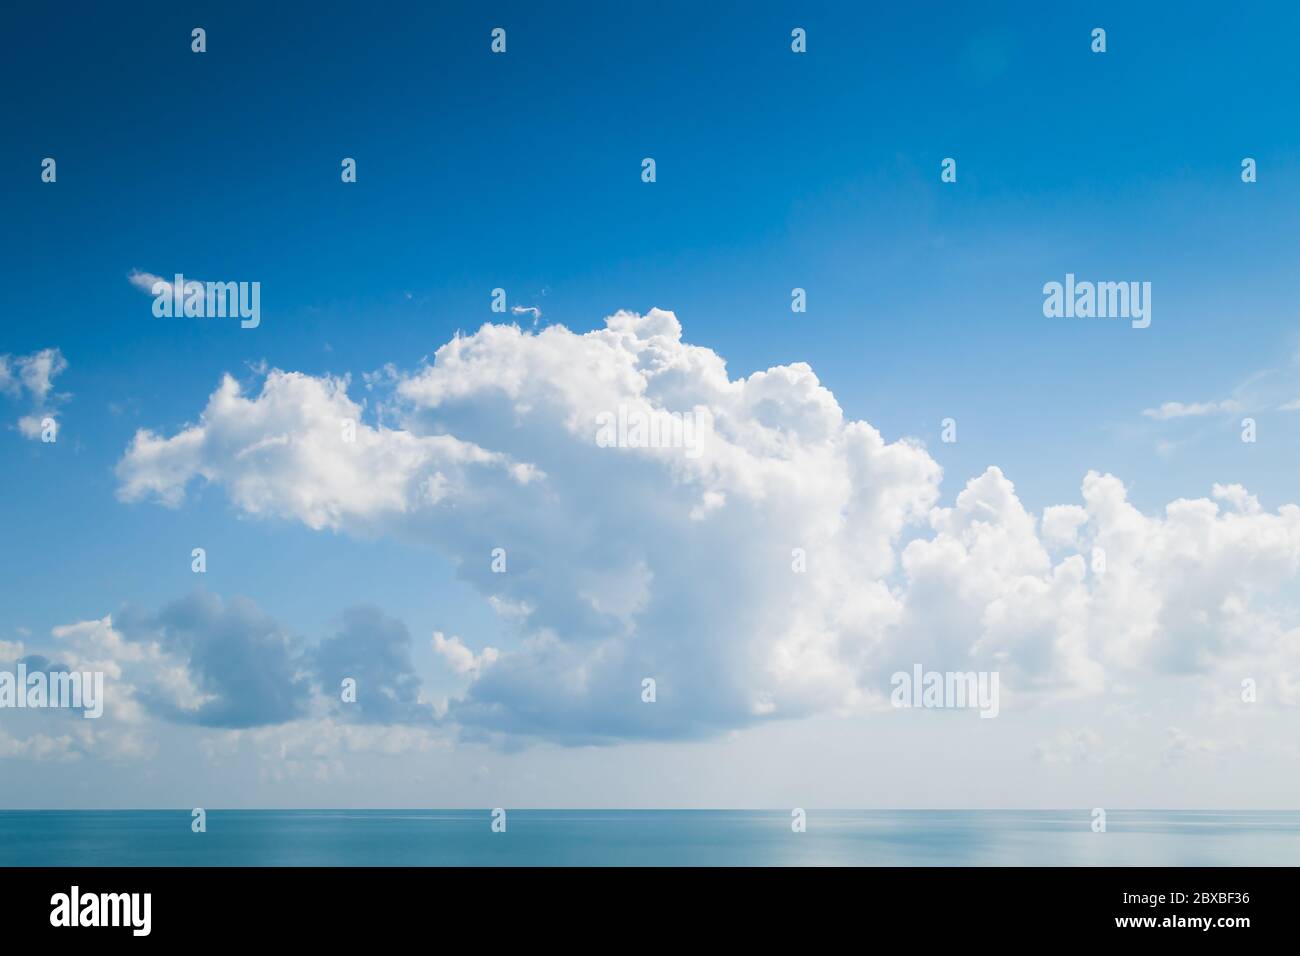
[312,607,440,725]
[110,592,450,731]
[0,618,156,761]
[0,592,447,762]
[110,310,1300,744]
[114,592,312,728]
[115,369,534,520]
[432,632,498,680]
[0,347,69,439]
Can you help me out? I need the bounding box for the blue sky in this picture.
[3,2,1300,808]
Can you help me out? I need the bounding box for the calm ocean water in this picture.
[2,810,1297,866]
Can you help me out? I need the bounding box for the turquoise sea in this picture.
[2,810,1298,866]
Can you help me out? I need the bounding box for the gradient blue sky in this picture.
[3,1,1300,808]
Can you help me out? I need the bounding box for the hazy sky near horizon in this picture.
[3,1,1300,808]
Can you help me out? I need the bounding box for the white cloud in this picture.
[0,347,68,439]
[127,269,166,294]
[115,370,536,522]
[113,310,1300,744]
[13,348,65,404]
[1040,504,1089,550]
[11,592,458,766]
[432,632,498,678]
[1142,399,1242,420]
[0,616,161,761]
[127,269,208,301]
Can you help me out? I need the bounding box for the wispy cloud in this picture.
[511,305,542,326]
[0,347,69,440]
[127,269,209,299]
[1142,399,1242,420]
